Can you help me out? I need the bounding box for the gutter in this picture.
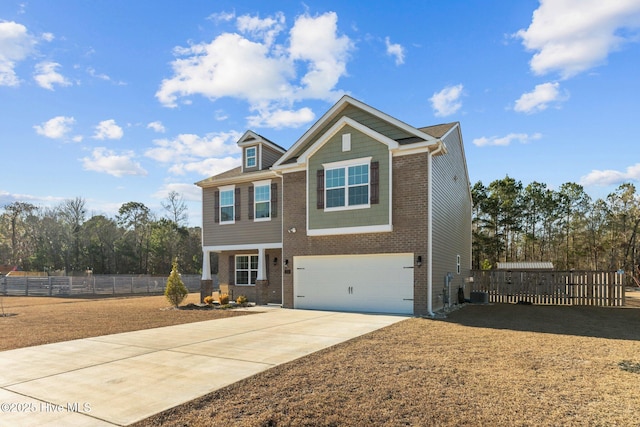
[431,139,447,156]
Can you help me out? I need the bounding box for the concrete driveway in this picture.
[0,307,406,426]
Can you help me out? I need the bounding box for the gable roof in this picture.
[273,95,442,169]
[196,98,458,187]
[420,122,458,139]
[237,130,287,153]
[195,165,280,188]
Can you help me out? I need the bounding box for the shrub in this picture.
[218,293,229,305]
[236,295,248,305]
[165,259,189,308]
[203,295,215,305]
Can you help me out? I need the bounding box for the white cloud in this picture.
[145,131,241,175]
[93,119,123,140]
[147,121,166,133]
[207,11,236,24]
[41,32,54,42]
[514,82,567,114]
[288,12,353,100]
[247,106,315,129]
[580,163,640,187]
[156,32,293,108]
[81,147,147,177]
[87,67,126,85]
[430,84,464,117]
[34,61,71,90]
[0,190,64,207]
[0,21,36,86]
[236,12,285,46]
[33,116,75,139]
[516,0,640,78]
[385,37,405,65]
[473,132,542,147]
[156,11,352,129]
[170,156,241,177]
[153,182,202,202]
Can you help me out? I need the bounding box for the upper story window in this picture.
[245,147,257,168]
[219,187,235,224]
[254,182,271,220]
[324,159,370,210]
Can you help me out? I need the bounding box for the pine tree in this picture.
[165,258,188,308]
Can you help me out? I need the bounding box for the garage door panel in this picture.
[294,254,414,314]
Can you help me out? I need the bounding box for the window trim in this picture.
[219,185,235,225]
[245,146,257,169]
[252,179,271,222]
[322,157,371,212]
[235,254,258,286]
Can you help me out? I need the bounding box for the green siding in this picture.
[308,125,390,230]
[294,104,415,159]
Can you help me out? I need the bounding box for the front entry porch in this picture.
[201,244,282,305]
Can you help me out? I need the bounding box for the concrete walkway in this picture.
[0,307,406,426]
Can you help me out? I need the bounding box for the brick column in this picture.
[200,279,213,303]
[255,279,269,305]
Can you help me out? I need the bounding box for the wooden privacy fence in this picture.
[471,270,625,307]
[0,274,202,297]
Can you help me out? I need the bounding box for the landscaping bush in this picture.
[236,295,248,305]
[165,259,189,308]
[218,293,229,305]
[203,295,215,305]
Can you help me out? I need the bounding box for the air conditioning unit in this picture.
[470,291,488,304]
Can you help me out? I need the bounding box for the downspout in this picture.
[427,149,434,317]
[426,139,445,317]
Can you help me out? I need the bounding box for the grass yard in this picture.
[2,290,640,426]
[0,293,252,351]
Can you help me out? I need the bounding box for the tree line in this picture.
[472,177,640,279]
[0,192,204,276]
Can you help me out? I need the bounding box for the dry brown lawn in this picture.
[0,293,251,351]
[2,290,640,426]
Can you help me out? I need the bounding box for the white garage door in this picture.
[293,253,414,314]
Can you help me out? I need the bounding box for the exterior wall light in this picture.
[417,255,422,267]
[273,257,278,266]
[284,259,289,268]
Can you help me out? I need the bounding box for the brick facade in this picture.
[282,154,431,316]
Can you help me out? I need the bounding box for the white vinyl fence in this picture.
[0,275,202,297]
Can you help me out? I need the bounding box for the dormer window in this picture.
[246,147,257,168]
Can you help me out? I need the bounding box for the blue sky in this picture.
[1,0,639,226]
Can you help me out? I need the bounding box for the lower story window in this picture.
[236,255,258,285]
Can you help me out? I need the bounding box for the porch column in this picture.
[257,247,266,280]
[201,250,211,280]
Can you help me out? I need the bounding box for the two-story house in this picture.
[198,95,472,316]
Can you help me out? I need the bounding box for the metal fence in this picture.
[471,270,626,307]
[0,274,202,297]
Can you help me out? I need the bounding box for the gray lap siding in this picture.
[201,179,283,247]
[431,128,473,311]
